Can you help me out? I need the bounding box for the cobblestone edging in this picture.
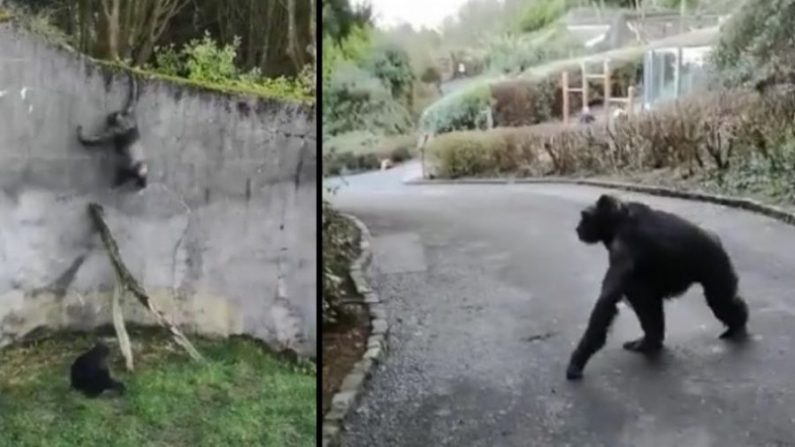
[405,177,795,226]
[322,214,388,447]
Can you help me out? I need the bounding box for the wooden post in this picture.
[418,134,427,179]
[603,59,612,122]
[562,71,570,125]
[581,61,589,113]
[627,86,636,116]
[675,47,683,98]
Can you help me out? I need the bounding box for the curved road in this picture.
[328,162,795,447]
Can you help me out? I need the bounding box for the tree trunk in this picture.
[97,0,121,60]
[77,0,92,53]
[134,0,162,66]
[245,0,257,70]
[259,0,278,70]
[310,0,316,86]
[286,0,304,73]
[99,0,121,60]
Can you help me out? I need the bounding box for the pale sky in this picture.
[354,0,471,30]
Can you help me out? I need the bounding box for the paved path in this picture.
[328,163,795,447]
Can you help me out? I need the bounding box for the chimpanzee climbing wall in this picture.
[0,21,317,356]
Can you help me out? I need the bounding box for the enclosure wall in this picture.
[0,22,317,356]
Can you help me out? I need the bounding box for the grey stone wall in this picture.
[0,22,317,357]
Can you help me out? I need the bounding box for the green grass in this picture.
[0,330,316,447]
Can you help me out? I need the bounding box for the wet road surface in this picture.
[327,163,795,447]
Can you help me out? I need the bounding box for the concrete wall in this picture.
[0,22,317,357]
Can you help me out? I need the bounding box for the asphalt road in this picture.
[327,162,795,447]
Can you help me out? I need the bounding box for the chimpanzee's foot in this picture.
[719,325,748,340]
[565,362,583,381]
[622,337,663,354]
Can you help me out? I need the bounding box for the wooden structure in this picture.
[561,59,636,125]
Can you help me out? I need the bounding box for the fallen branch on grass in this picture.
[88,202,204,362]
[111,278,134,371]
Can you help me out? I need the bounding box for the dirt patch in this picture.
[321,205,371,415]
[322,302,369,414]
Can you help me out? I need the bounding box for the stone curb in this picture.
[405,177,795,226]
[322,214,388,447]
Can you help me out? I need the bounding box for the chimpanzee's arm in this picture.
[77,125,116,146]
[566,243,634,380]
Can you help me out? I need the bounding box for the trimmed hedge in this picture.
[428,88,795,200]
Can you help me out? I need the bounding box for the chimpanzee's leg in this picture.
[623,284,665,353]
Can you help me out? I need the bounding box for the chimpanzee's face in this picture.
[106,112,122,126]
[576,205,603,244]
[576,195,623,244]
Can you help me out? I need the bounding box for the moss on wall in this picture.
[95,60,314,105]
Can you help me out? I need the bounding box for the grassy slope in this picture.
[0,331,316,447]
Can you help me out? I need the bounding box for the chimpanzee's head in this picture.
[133,162,148,189]
[91,342,110,357]
[106,111,123,126]
[576,194,627,244]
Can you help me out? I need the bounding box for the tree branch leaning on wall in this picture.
[88,202,204,362]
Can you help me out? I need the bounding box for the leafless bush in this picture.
[427,87,795,179]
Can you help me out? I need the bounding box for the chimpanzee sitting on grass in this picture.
[70,342,126,397]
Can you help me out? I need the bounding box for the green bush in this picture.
[323,130,382,155]
[429,131,504,178]
[516,0,569,33]
[712,0,795,88]
[490,79,557,127]
[420,66,442,85]
[324,151,381,175]
[363,43,416,103]
[149,33,312,100]
[321,26,417,137]
[323,151,355,176]
[419,82,492,134]
[184,32,239,82]
[323,63,413,136]
[484,24,583,74]
[323,131,416,175]
[322,25,373,84]
[356,152,381,170]
[389,146,413,163]
[427,124,599,178]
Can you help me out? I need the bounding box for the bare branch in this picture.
[88,203,204,362]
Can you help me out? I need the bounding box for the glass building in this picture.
[642,45,713,110]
